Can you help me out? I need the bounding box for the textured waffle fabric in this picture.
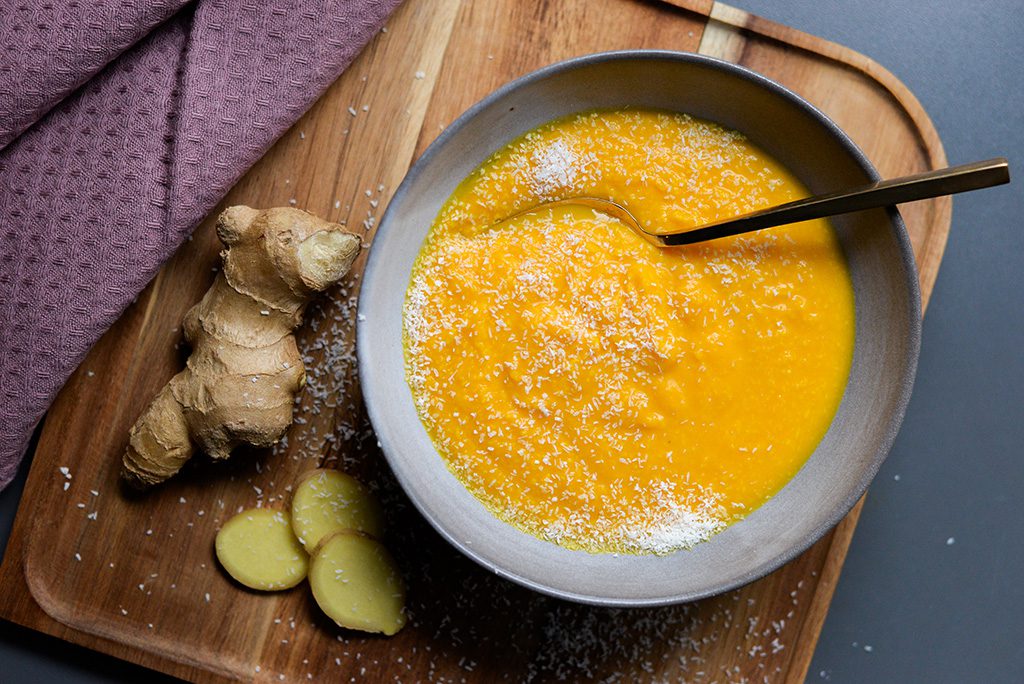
[0,0,402,489]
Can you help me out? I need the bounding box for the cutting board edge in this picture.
[0,476,243,683]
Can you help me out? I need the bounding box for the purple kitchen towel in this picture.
[0,0,403,490]
[0,1,187,150]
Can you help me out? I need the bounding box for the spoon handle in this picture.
[662,157,1010,246]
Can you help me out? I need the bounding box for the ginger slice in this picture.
[290,469,384,553]
[215,508,308,591]
[308,531,406,636]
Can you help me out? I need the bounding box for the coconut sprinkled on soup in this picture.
[404,109,854,554]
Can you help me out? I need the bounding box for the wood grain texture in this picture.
[0,1,949,682]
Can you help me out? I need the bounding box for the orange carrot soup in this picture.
[403,109,854,554]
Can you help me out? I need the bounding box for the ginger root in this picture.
[308,531,407,635]
[291,468,384,553]
[215,508,309,590]
[123,206,360,487]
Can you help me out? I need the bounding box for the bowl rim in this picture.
[357,49,922,606]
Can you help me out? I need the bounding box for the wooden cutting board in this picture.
[0,1,950,682]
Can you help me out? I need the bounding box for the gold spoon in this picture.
[501,158,1010,247]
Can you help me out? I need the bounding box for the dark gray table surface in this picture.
[1,1,1021,682]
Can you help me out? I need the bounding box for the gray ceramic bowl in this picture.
[357,51,920,607]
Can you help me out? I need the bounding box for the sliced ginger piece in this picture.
[291,469,384,553]
[309,531,406,635]
[215,508,308,590]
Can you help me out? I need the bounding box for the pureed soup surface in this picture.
[404,109,854,554]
